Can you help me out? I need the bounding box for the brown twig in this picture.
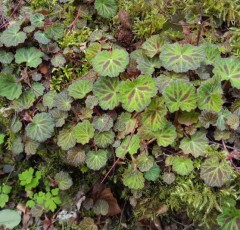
[196,0,204,45]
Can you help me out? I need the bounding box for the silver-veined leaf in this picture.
[172,156,194,176]
[86,150,108,170]
[68,80,93,99]
[73,120,94,144]
[94,0,118,18]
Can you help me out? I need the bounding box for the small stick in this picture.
[196,0,204,46]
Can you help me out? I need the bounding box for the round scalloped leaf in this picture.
[226,114,239,130]
[180,131,208,158]
[86,42,101,61]
[51,54,66,67]
[93,199,109,216]
[140,97,167,131]
[202,44,221,65]
[15,47,44,68]
[137,153,154,172]
[0,50,14,64]
[160,43,205,72]
[54,92,73,111]
[142,35,164,58]
[94,0,118,18]
[68,80,93,99]
[94,130,115,148]
[34,31,50,45]
[73,120,94,144]
[12,136,24,155]
[32,82,45,97]
[93,114,113,131]
[0,24,27,47]
[162,172,176,185]
[57,128,76,150]
[123,168,145,190]
[231,99,240,116]
[197,77,223,112]
[79,217,98,230]
[54,171,73,190]
[49,109,68,127]
[30,13,45,27]
[137,56,161,75]
[86,150,107,170]
[216,109,231,131]
[92,49,129,77]
[163,80,197,112]
[199,110,218,128]
[93,76,120,110]
[45,24,64,40]
[23,25,36,33]
[0,73,22,100]
[213,57,240,89]
[155,122,177,147]
[144,164,160,181]
[200,157,233,187]
[177,111,199,126]
[25,139,39,155]
[67,147,86,166]
[12,89,35,112]
[0,209,21,229]
[43,91,57,109]
[85,95,98,109]
[26,113,55,142]
[217,207,240,230]
[172,156,194,176]
[11,117,22,133]
[119,75,157,112]
[116,134,140,159]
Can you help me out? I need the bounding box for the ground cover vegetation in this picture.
[0,0,240,229]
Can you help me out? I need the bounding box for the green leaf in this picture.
[123,168,145,190]
[73,120,94,144]
[45,24,64,40]
[0,24,27,47]
[94,0,118,18]
[119,75,157,112]
[160,43,205,72]
[54,171,73,190]
[137,56,161,75]
[43,91,57,109]
[199,110,218,128]
[26,113,55,142]
[25,139,39,155]
[93,76,120,110]
[67,147,86,166]
[68,80,93,99]
[30,13,45,27]
[12,136,24,155]
[163,80,197,112]
[162,172,176,184]
[141,35,164,58]
[197,77,223,112]
[231,99,240,116]
[180,131,208,158]
[57,128,76,150]
[86,150,108,170]
[140,97,167,131]
[93,199,109,216]
[155,122,177,147]
[12,89,35,112]
[172,156,194,176]
[93,114,113,131]
[15,47,44,68]
[0,73,22,100]
[213,57,240,89]
[144,164,160,181]
[54,92,73,111]
[200,157,233,187]
[216,109,231,131]
[217,207,240,230]
[51,54,66,67]
[0,209,21,229]
[85,95,98,109]
[94,130,115,148]
[116,134,140,159]
[202,44,221,65]
[34,31,50,45]
[79,217,98,230]
[0,50,14,64]
[177,111,199,126]
[137,153,154,172]
[92,49,129,77]
[49,109,68,127]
